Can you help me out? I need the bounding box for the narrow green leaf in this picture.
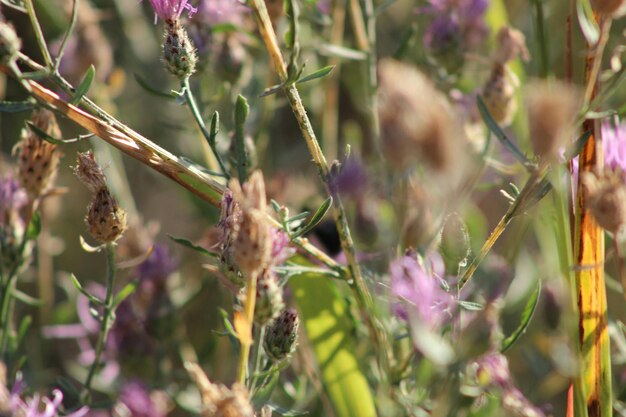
[234,95,250,183]
[12,289,43,307]
[134,73,177,100]
[564,131,592,161]
[286,211,310,224]
[458,300,484,311]
[71,65,95,105]
[259,84,284,97]
[319,44,367,61]
[112,281,139,309]
[69,273,104,305]
[17,316,32,343]
[168,234,217,258]
[501,280,541,352]
[296,65,335,85]
[209,111,220,147]
[26,122,91,144]
[0,100,33,113]
[26,212,41,241]
[79,235,105,253]
[290,259,377,417]
[0,0,26,12]
[476,96,530,166]
[265,403,308,416]
[291,197,332,239]
[576,0,599,45]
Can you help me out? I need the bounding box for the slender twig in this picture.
[533,0,549,78]
[582,18,612,108]
[82,243,116,402]
[236,271,258,384]
[54,0,80,72]
[249,0,392,374]
[249,325,266,392]
[182,77,229,178]
[24,0,54,68]
[613,238,626,300]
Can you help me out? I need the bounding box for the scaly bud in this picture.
[86,187,127,243]
[74,150,107,193]
[264,308,299,361]
[239,270,284,325]
[583,169,626,234]
[17,109,62,199]
[163,19,197,79]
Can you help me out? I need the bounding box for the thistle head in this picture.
[74,150,107,193]
[582,169,626,234]
[86,187,127,243]
[264,308,300,362]
[163,19,197,79]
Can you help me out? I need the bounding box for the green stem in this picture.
[250,0,392,375]
[24,0,54,68]
[182,77,230,178]
[236,271,258,385]
[54,0,79,72]
[0,275,18,358]
[533,0,549,78]
[82,243,116,403]
[249,325,266,392]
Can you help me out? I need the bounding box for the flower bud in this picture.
[86,187,127,243]
[582,169,626,233]
[526,80,580,160]
[163,19,197,79]
[239,270,284,325]
[0,20,21,64]
[74,150,107,193]
[17,109,62,199]
[264,308,299,361]
[482,64,517,127]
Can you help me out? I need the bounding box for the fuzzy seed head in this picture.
[378,59,460,172]
[481,64,517,126]
[17,109,62,199]
[493,27,529,66]
[583,169,626,233]
[0,20,21,64]
[264,308,299,361]
[74,150,108,193]
[86,187,127,243]
[163,20,197,79]
[526,80,580,159]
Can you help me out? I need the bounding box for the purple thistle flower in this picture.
[8,375,89,417]
[138,244,178,285]
[328,155,369,200]
[389,251,454,327]
[0,175,27,225]
[119,381,166,417]
[144,0,197,22]
[603,116,626,173]
[270,228,295,265]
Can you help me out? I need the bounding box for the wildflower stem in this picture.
[24,0,54,69]
[582,18,611,108]
[613,238,626,300]
[532,0,549,78]
[54,0,80,73]
[250,0,392,375]
[237,271,258,385]
[249,325,266,392]
[82,243,116,402]
[181,77,230,178]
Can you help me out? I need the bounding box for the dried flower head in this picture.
[163,19,197,78]
[74,151,107,193]
[264,308,299,361]
[86,187,127,243]
[186,362,254,417]
[378,59,460,172]
[225,171,273,276]
[493,27,530,66]
[239,269,284,325]
[582,169,626,233]
[0,20,21,64]
[16,109,62,199]
[525,80,580,160]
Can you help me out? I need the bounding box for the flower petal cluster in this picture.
[145,0,197,22]
[603,116,626,173]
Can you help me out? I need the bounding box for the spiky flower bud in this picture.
[16,109,62,199]
[86,187,127,243]
[583,169,626,234]
[186,362,254,417]
[525,80,580,160]
[74,150,107,193]
[0,20,21,64]
[239,270,284,325]
[264,308,299,361]
[163,19,197,79]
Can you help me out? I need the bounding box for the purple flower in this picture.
[194,0,248,26]
[138,244,177,285]
[0,175,27,226]
[270,228,295,265]
[119,381,166,417]
[603,116,626,173]
[421,0,489,55]
[8,375,89,417]
[144,0,197,22]
[328,156,369,200]
[389,251,454,327]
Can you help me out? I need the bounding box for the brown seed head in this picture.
[378,59,460,172]
[525,80,580,160]
[74,150,107,193]
[186,363,254,417]
[86,187,127,243]
[17,109,62,199]
[583,169,626,233]
[493,27,529,65]
[481,64,518,126]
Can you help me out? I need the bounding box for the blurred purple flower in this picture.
[195,0,248,26]
[603,116,626,173]
[0,175,27,225]
[144,0,197,22]
[138,244,177,286]
[9,375,89,417]
[328,156,369,200]
[270,228,295,265]
[119,381,166,417]
[389,250,454,327]
[421,0,489,53]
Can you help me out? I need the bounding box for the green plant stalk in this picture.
[249,325,266,392]
[532,0,549,78]
[82,243,116,402]
[182,77,229,178]
[54,0,79,72]
[250,0,392,375]
[24,0,54,68]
